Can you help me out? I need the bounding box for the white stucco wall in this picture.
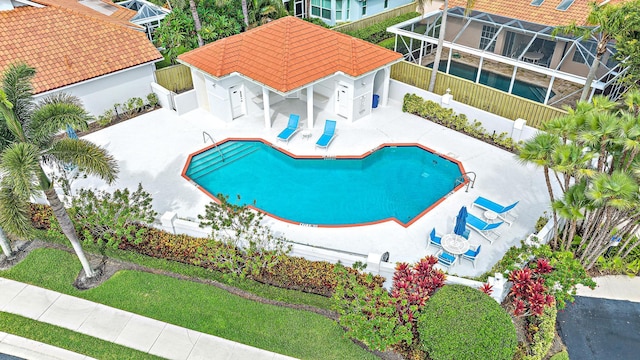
[33,63,157,117]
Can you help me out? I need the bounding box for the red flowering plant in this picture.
[508,258,555,317]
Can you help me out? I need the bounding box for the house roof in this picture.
[35,0,141,29]
[178,16,403,93]
[0,4,161,94]
[447,0,627,27]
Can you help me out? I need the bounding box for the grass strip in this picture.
[0,248,375,360]
[0,312,162,360]
[33,230,333,310]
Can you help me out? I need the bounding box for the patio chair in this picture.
[437,250,456,269]
[315,120,336,149]
[462,245,481,268]
[466,213,504,244]
[427,228,443,250]
[276,114,301,143]
[471,196,519,225]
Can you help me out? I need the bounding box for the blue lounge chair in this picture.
[276,114,300,143]
[466,213,504,244]
[437,251,456,269]
[315,120,336,149]
[471,196,519,226]
[427,228,442,250]
[462,245,481,268]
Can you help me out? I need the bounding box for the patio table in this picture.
[441,233,470,263]
[523,51,544,64]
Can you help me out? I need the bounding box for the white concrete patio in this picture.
[72,97,551,279]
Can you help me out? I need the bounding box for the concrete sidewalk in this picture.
[575,275,640,303]
[0,278,297,360]
[0,332,96,360]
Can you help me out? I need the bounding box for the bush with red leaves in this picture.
[508,259,555,317]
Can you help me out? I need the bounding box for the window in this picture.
[556,0,575,11]
[530,0,544,6]
[362,0,367,16]
[384,0,389,8]
[479,25,497,52]
[336,0,342,20]
[311,0,331,19]
[572,41,597,64]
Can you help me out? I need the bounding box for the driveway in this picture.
[557,296,640,360]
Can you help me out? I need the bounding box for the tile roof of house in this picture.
[447,0,627,26]
[0,4,161,94]
[36,0,141,29]
[178,16,403,93]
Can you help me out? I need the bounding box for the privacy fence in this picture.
[390,61,567,129]
[154,64,193,93]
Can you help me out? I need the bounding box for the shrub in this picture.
[508,265,555,317]
[377,37,396,50]
[417,285,517,360]
[515,305,558,360]
[341,12,419,44]
[549,350,569,360]
[97,109,114,126]
[146,93,159,108]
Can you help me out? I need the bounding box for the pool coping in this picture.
[181,137,468,229]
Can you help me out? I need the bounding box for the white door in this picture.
[335,84,349,118]
[230,85,245,119]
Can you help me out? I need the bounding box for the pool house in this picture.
[387,0,628,107]
[178,16,403,129]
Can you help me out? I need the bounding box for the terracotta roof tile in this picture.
[178,16,403,93]
[35,0,142,29]
[448,0,630,26]
[0,5,161,94]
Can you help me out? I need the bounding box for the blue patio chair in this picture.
[315,120,336,149]
[471,196,519,225]
[462,245,481,268]
[437,251,456,269]
[276,114,300,143]
[427,228,442,250]
[466,213,504,244]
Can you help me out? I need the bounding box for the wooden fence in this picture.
[332,2,417,33]
[154,64,193,93]
[390,61,567,128]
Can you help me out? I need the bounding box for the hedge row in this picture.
[341,12,419,44]
[515,305,558,360]
[28,204,383,297]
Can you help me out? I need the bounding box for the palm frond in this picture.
[1,63,35,125]
[48,139,119,184]
[0,184,32,238]
[0,143,40,197]
[29,99,91,147]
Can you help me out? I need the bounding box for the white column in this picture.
[544,76,556,105]
[508,66,518,94]
[307,84,314,128]
[381,68,391,106]
[262,87,271,128]
[475,57,484,84]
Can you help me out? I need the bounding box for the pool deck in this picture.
[72,98,551,278]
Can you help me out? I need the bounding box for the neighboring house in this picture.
[0,0,162,116]
[178,16,402,128]
[284,0,414,26]
[387,0,630,105]
[116,0,171,40]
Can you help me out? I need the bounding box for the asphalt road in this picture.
[557,296,640,360]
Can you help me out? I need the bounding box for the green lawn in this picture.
[0,312,163,360]
[0,248,376,360]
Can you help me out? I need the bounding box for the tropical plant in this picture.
[415,0,476,92]
[0,63,118,278]
[508,264,555,317]
[552,1,630,101]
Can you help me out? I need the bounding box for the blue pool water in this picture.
[185,141,463,226]
[429,61,554,103]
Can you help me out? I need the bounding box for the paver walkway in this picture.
[0,278,297,360]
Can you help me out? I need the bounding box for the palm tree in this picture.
[552,2,627,102]
[188,0,204,46]
[0,63,118,278]
[216,0,250,29]
[415,0,476,92]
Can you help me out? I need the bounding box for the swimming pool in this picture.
[183,140,465,226]
[428,61,554,103]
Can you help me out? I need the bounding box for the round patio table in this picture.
[441,233,469,256]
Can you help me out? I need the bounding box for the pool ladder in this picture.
[202,131,224,162]
[455,171,476,192]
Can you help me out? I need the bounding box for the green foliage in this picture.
[402,93,523,152]
[597,255,640,276]
[197,194,291,280]
[377,37,396,50]
[417,285,517,360]
[515,306,558,360]
[97,109,114,126]
[146,92,159,108]
[549,350,570,360]
[477,240,534,282]
[69,184,157,249]
[340,12,419,44]
[332,264,413,351]
[304,17,332,28]
[535,212,549,233]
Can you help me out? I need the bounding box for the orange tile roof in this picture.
[35,0,141,29]
[0,5,161,94]
[447,0,629,26]
[178,16,403,93]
